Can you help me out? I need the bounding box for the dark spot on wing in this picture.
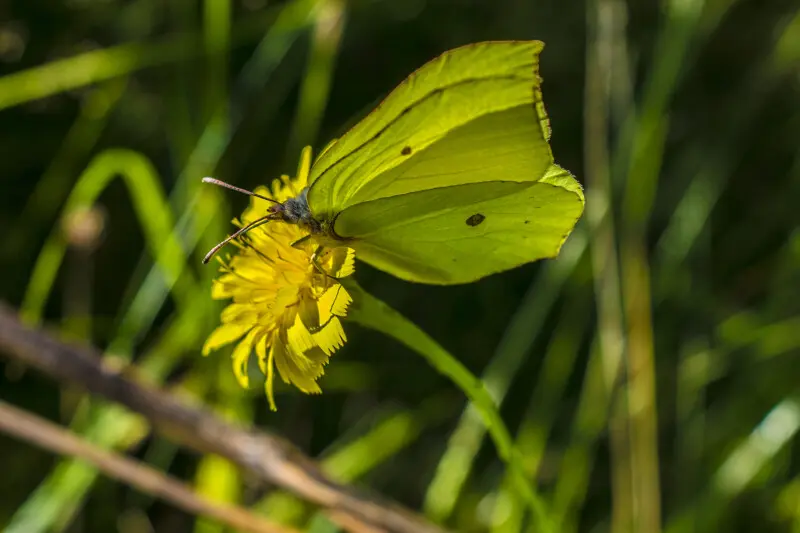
[524,220,530,224]
[401,146,412,156]
[466,213,485,227]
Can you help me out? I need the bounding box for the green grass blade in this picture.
[9,3,320,529]
[344,281,553,532]
[323,395,455,481]
[285,0,346,162]
[0,8,285,112]
[3,79,127,261]
[654,9,800,300]
[20,149,196,326]
[490,288,592,533]
[3,403,151,533]
[5,292,210,532]
[665,395,800,533]
[254,395,456,525]
[584,1,631,530]
[616,1,713,529]
[548,340,611,533]
[423,230,587,522]
[111,0,317,352]
[0,42,169,112]
[203,0,231,125]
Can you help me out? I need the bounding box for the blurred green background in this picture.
[1,0,800,532]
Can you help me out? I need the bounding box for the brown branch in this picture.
[0,303,444,533]
[0,400,295,533]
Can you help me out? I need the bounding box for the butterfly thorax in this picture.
[268,187,324,234]
[268,187,351,247]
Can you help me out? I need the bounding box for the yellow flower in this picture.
[202,149,355,411]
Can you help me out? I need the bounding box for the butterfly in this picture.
[203,41,584,285]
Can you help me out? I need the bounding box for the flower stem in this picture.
[343,280,552,532]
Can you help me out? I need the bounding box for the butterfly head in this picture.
[200,179,323,264]
[266,188,322,234]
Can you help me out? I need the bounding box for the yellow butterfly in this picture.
[204,41,584,284]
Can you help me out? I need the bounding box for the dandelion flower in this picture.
[203,150,355,410]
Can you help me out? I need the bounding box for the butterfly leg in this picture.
[310,245,345,281]
[307,284,345,333]
[290,234,312,248]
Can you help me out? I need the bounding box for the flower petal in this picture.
[298,294,321,332]
[221,303,259,324]
[264,341,277,411]
[304,346,331,365]
[330,285,352,317]
[211,279,233,299]
[334,248,356,279]
[317,285,352,323]
[312,317,346,356]
[202,322,251,355]
[272,337,323,394]
[287,312,316,356]
[202,145,356,409]
[294,147,312,189]
[255,332,270,375]
[230,328,258,388]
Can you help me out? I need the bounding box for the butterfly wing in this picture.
[333,165,585,284]
[306,41,552,218]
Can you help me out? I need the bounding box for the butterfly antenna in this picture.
[202,216,274,264]
[202,177,279,204]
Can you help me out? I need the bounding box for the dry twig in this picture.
[0,400,296,533]
[0,303,444,533]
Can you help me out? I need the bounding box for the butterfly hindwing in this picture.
[334,165,585,284]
